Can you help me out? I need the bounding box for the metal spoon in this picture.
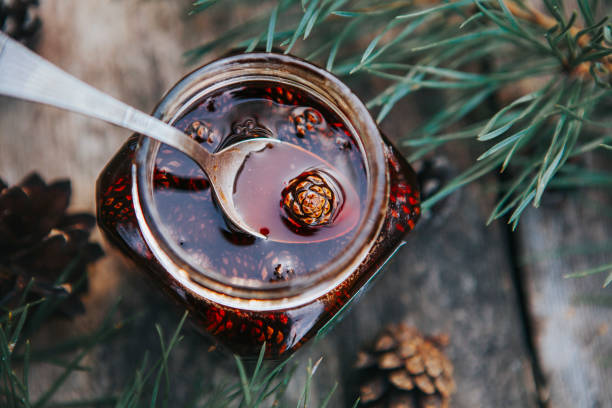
[0,32,274,239]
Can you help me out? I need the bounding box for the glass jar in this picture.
[96,53,420,359]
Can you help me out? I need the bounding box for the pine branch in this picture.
[189,0,612,225]
[499,0,612,79]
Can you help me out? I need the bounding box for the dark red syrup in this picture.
[152,83,367,282]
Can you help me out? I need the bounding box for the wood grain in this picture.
[518,181,612,407]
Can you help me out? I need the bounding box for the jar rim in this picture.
[132,53,389,311]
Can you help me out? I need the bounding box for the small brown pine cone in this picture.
[289,107,326,139]
[355,324,455,408]
[0,173,103,316]
[281,171,339,228]
[1,0,41,46]
[185,120,215,145]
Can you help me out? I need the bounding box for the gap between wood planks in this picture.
[499,172,550,408]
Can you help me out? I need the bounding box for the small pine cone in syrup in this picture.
[281,170,341,228]
[290,107,326,138]
[355,324,456,408]
[185,120,215,145]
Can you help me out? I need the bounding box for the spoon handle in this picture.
[0,32,204,160]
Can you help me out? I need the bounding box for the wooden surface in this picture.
[518,161,612,407]
[0,1,610,407]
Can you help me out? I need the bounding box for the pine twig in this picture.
[501,0,612,78]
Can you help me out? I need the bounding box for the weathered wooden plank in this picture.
[517,175,612,407]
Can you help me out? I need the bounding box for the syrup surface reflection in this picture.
[152,82,367,282]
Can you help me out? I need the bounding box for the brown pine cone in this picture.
[185,120,214,145]
[290,107,326,138]
[0,173,103,316]
[1,0,41,45]
[355,324,456,408]
[281,171,339,228]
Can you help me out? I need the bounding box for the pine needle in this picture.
[564,263,612,279]
[266,3,280,52]
[234,354,252,405]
